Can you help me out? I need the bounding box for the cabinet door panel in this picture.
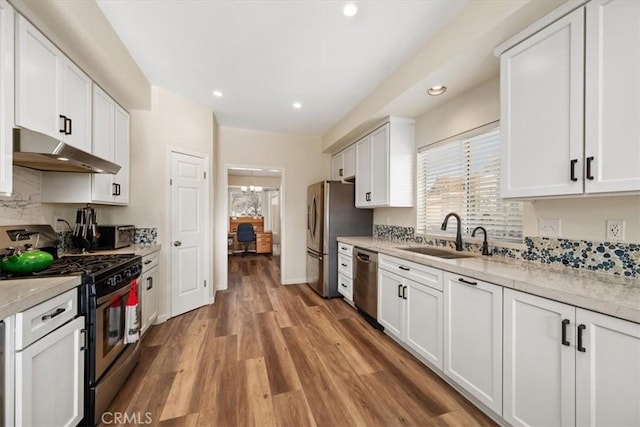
[503,289,575,427]
[15,15,61,138]
[576,308,640,427]
[114,105,130,204]
[15,316,84,427]
[585,0,640,193]
[369,124,389,206]
[331,153,343,180]
[92,85,115,202]
[60,60,92,152]
[406,279,443,370]
[355,137,370,207]
[342,145,356,179]
[0,1,13,195]
[377,268,404,338]
[444,273,502,414]
[500,9,584,198]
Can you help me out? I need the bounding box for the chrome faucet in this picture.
[441,212,463,251]
[471,226,491,256]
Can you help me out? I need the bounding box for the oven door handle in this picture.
[97,283,132,306]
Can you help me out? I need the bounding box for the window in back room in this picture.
[416,126,523,242]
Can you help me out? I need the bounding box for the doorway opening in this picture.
[225,166,283,281]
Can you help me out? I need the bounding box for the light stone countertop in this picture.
[1,245,161,320]
[338,236,640,324]
[0,275,82,320]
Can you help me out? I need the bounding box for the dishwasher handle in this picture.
[356,253,370,263]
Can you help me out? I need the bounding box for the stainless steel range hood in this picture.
[12,128,121,174]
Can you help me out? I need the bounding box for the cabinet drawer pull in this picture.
[570,159,578,182]
[397,284,403,298]
[147,276,153,290]
[59,114,67,133]
[398,265,410,271]
[144,260,152,265]
[561,319,570,346]
[577,324,586,352]
[80,328,88,351]
[42,307,66,321]
[65,117,72,135]
[457,277,477,286]
[586,156,594,180]
[341,263,348,267]
[341,283,347,288]
[402,286,407,300]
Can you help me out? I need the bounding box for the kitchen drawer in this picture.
[337,273,353,301]
[15,288,78,350]
[142,251,159,273]
[338,253,353,278]
[337,242,353,257]
[257,242,272,254]
[379,254,443,291]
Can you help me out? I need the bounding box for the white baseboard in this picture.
[156,313,170,324]
[281,278,308,285]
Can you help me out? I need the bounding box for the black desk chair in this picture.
[236,223,256,256]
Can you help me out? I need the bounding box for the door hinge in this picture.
[170,179,172,186]
[204,280,207,288]
[204,171,207,179]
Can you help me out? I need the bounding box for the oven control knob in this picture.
[123,269,131,279]
[107,277,117,287]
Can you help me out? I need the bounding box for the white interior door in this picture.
[171,151,208,317]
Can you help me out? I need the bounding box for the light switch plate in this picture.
[539,218,561,238]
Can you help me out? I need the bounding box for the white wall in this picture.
[374,77,640,243]
[215,126,329,289]
[94,86,216,321]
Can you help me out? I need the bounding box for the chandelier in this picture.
[241,185,262,193]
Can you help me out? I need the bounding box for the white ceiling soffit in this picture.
[96,0,469,136]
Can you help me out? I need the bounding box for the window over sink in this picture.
[416,125,523,242]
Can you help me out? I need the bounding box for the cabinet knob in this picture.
[173,240,182,247]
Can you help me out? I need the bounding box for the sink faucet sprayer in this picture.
[441,212,463,251]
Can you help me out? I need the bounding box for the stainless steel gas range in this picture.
[0,224,142,426]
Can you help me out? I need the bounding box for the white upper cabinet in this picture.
[15,15,91,151]
[355,118,414,208]
[92,84,130,204]
[500,8,585,198]
[0,0,14,195]
[330,144,355,180]
[499,0,640,198]
[41,85,130,205]
[584,0,640,193]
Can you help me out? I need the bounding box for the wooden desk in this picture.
[228,231,272,254]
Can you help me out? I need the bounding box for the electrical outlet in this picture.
[539,218,561,238]
[606,220,625,240]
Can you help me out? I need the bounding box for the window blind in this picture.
[417,128,523,241]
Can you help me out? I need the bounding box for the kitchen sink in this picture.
[397,246,475,259]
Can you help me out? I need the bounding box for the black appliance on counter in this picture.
[95,225,135,250]
[0,224,142,426]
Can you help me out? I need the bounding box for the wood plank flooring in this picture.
[103,254,495,426]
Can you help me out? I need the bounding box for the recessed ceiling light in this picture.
[427,85,447,96]
[57,157,69,161]
[212,90,223,97]
[343,3,357,17]
[293,102,302,109]
[94,169,104,173]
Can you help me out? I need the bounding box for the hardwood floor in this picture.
[104,254,495,426]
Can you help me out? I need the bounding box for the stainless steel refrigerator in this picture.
[306,181,373,297]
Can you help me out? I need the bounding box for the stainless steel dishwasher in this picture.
[353,247,382,329]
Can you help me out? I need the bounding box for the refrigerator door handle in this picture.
[306,249,323,260]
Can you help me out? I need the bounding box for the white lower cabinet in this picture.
[15,315,85,427]
[504,288,640,427]
[575,307,640,427]
[378,255,443,369]
[503,289,576,426]
[140,251,159,336]
[443,272,502,414]
[337,243,354,303]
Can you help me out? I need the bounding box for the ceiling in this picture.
[96,0,470,136]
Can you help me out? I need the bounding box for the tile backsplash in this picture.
[373,224,639,278]
[0,167,46,224]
